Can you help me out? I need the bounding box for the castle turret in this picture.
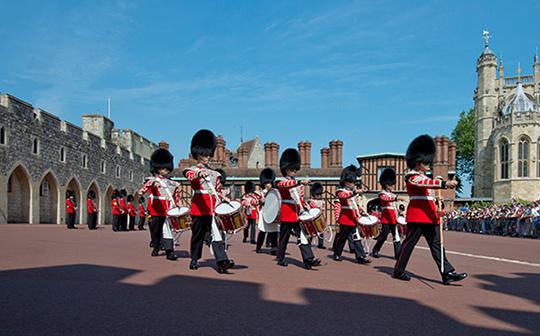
[473,32,498,198]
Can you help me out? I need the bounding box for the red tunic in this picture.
[127,202,137,217]
[66,199,76,214]
[139,176,182,217]
[138,204,146,217]
[119,199,128,216]
[183,165,222,216]
[87,199,97,214]
[277,177,305,223]
[379,190,397,224]
[336,188,358,227]
[242,192,261,219]
[112,199,122,215]
[405,170,445,224]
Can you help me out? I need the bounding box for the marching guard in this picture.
[393,135,467,285]
[87,191,98,230]
[308,182,326,249]
[372,168,402,259]
[332,165,371,263]
[127,195,137,231]
[255,168,279,254]
[138,148,182,261]
[111,190,123,232]
[65,191,77,229]
[119,189,129,231]
[241,181,259,244]
[183,129,235,273]
[137,197,147,230]
[276,148,320,269]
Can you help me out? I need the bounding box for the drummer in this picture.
[183,129,235,273]
[332,165,371,264]
[255,168,279,255]
[276,148,321,270]
[138,147,182,261]
[372,168,404,260]
[241,181,259,244]
[308,182,326,249]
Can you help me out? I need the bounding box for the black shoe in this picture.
[310,258,321,266]
[333,255,342,261]
[442,272,468,285]
[372,251,380,258]
[393,272,411,281]
[242,238,248,243]
[189,260,199,270]
[250,240,256,245]
[166,253,178,261]
[151,250,159,257]
[270,249,277,256]
[277,260,288,267]
[303,262,312,270]
[255,248,262,253]
[223,259,235,270]
[357,257,372,264]
[217,259,234,274]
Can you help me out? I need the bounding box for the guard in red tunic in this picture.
[255,168,279,254]
[241,181,259,244]
[111,189,123,232]
[332,165,371,263]
[127,195,137,231]
[137,197,147,231]
[394,135,467,285]
[65,191,77,229]
[308,182,326,249]
[183,129,235,273]
[138,148,182,261]
[276,148,320,269]
[87,191,98,230]
[372,168,403,259]
[119,189,129,231]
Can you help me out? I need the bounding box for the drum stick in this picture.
[437,189,444,274]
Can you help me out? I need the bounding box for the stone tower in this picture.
[473,33,498,198]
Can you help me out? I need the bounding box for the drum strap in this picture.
[410,196,435,201]
[282,199,296,204]
[155,178,176,211]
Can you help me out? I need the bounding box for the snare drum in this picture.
[215,201,246,233]
[167,207,191,231]
[262,189,281,224]
[358,215,379,239]
[299,208,327,237]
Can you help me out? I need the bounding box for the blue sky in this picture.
[1,0,539,192]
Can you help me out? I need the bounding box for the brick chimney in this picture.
[321,147,330,169]
[335,140,343,168]
[298,141,311,169]
[214,135,226,166]
[159,140,169,150]
[238,147,248,169]
[448,141,456,171]
[271,142,280,167]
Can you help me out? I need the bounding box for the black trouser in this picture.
[138,216,146,230]
[150,216,174,253]
[66,213,76,228]
[112,214,120,231]
[256,231,278,251]
[394,223,455,276]
[373,223,401,259]
[129,216,136,231]
[333,225,366,259]
[190,216,228,264]
[244,218,256,242]
[87,213,97,230]
[277,221,315,263]
[120,214,128,231]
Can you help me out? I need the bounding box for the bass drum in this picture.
[262,189,281,225]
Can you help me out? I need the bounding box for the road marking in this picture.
[415,246,540,268]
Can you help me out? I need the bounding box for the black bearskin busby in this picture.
[405,134,436,169]
[190,129,216,159]
[215,168,227,185]
[340,165,358,186]
[259,168,276,187]
[66,190,74,198]
[245,181,255,194]
[279,148,301,176]
[88,190,96,199]
[112,189,119,200]
[379,168,396,186]
[127,194,134,202]
[311,182,323,197]
[150,148,174,174]
[120,189,127,197]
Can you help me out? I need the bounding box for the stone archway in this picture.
[7,165,32,223]
[87,181,100,225]
[39,171,59,224]
[66,177,82,225]
[104,185,114,225]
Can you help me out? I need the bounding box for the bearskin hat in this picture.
[216,168,227,185]
[112,189,119,200]
[127,194,134,202]
[88,190,96,199]
[379,168,396,186]
[279,148,301,176]
[150,148,174,173]
[66,190,74,198]
[120,189,127,197]
[245,181,255,194]
[259,168,276,186]
[190,129,216,158]
[340,165,358,185]
[311,182,323,197]
[405,134,436,169]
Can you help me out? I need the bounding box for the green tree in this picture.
[451,108,475,192]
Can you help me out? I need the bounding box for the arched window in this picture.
[60,147,66,162]
[500,139,509,179]
[518,137,529,177]
[32,138,40,155]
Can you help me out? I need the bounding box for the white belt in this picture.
[410,196,435,201]
[193,190,212,194]
[341,206,352,210]
[381,207,396,210]
[149,195,168,200]
[282,199,297,204]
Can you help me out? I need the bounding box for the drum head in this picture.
[262,189,281,223]
[359,215,378,226]
[397,216,407,225]
[300,208,321,220]
[167,207,190,217]
[215,201,240,215]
